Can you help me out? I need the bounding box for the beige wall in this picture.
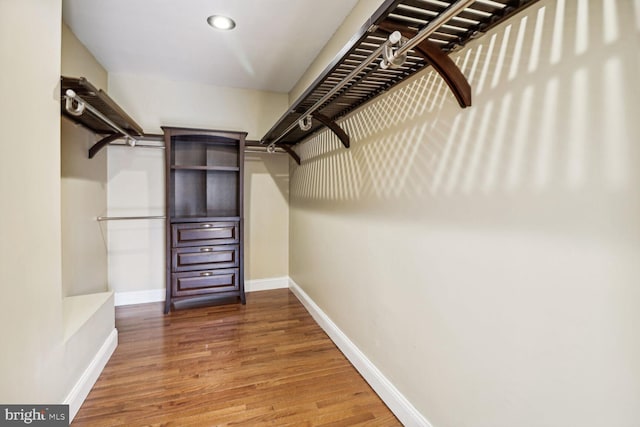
[244,152,289,280]
[107,145,165,295]
[289,0,385,104]
[61,24,107,90]
[106,74,290,297]
[0,5,114,408]
[59,30,115,419]
[289,1,640,426]
[109,73,287,140]
[61,24,109,297]
[0,0,65,402]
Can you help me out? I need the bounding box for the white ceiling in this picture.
[62,0,359,93]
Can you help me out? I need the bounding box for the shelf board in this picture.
[260,0,540,147]
[61,76,143,137]
[171,215,241,223]
[171,165,240,172]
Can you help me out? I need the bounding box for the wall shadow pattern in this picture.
[290,0,640,237]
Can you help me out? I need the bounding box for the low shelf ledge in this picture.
[63,291,114,342]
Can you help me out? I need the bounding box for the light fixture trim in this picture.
[207,15,236,30]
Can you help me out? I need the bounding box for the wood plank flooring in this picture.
[73,289,400,426]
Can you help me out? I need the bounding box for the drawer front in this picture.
[172,268,239,297]
[172,245,239,272]
[172,222,239,247]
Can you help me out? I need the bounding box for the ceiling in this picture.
[62,0,360,93]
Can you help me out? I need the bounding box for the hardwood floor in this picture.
[73,289,401,426]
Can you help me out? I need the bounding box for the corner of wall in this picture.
[288,0,386,104]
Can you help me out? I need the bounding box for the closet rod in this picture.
[245,147,285,154]
[108,141,286,154]
[65,89,138,147]
[264,0,476,148]
[108,145,284,153]
[392,0,476,59]
[108,143,165,150]
[265,42,389,148]
[97,215,166,222]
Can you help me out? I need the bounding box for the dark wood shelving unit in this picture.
[260,0,540,161]
[163,127,247,313]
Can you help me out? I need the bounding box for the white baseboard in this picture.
[288,278,432,427]
[114,289,165,306]
[114,277,289,306]
[245,276,289,293]
[64,328,118,422]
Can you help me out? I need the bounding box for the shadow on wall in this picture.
[290,0,640,230]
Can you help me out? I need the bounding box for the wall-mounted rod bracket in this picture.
[380,31,408,70]
[264,140,301,165]
[311,113,350,148]
[64,89,140,158]
[298,116,313,131]
[65,92,86,116]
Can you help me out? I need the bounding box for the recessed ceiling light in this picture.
[207,15,236,30]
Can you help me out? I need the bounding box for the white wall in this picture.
[0,0,65,402]
[289,1,640,426]
[106,74,290,299]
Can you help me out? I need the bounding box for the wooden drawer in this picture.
[172,268,239,297]
[172,222,239,247]
[172,245,239,272]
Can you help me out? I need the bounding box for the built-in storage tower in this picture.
[163,127,246,313]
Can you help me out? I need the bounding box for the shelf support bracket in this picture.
[88,133,123,159]
[378,22,472,108]
[311,113,350,148]
[277,143,301,165]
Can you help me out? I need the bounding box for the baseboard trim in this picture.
[288,278,432,427]
[115,277,289,306]
[114,289,165,306]
[245,276,289,293]
[64,328,118,422]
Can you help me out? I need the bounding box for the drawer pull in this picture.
[200,226,225,232]
[200,272,213,277]
[200,248,213,252]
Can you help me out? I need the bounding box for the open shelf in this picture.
[61,76,143,136]
[170,169,240,218]
[171,165,240,172]
[60,76,144,158]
